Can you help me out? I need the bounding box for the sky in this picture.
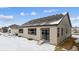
[0,7,79,27]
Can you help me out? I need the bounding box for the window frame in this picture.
[66,28,68,34]
[9,30,11,33]
[57,28,60,37]
[28,28,36,35]
[61,28,63,36]
[19,29,23,33]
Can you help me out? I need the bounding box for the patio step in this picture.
[37,39,46,45]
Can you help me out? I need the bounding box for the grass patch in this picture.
[55,37,76,51]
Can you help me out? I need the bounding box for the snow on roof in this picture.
[23,13,65,26]
[8,27,11,30]
[49,17,63,25]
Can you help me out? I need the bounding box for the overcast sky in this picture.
[0,7,79,27]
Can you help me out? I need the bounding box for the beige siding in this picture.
[9,29,18,35]
[50,27,57,45]
[57,14,71,44]
[18,26,57,45]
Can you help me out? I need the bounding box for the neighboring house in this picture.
[0,28,2,32]
[1,27,9,33]
[8,24,19,35]
[18,12,72,45]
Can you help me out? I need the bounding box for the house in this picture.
[0,27,9,33]
[18,12,72,45]
[0,27,2,32]
[8,24,19,35]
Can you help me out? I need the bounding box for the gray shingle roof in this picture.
[22,13,65,26]
[9,24,19,29]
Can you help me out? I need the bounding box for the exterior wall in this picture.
[0,28,2,32]
[8,29,18,35]
[57,14,71,44]
[50,27,57,45]
[0,28,3,32]
[2,28,8,33]
[18,26,57,45]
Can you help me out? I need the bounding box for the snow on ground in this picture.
[0,33,55,51]
[72,35,79,43]
[72,35,79,38]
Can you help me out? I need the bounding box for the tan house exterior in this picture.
[0,27,9,33]
[57,13,71,44]
[8,24,19,35]
[18,26,58,45]
[17,12,71,45]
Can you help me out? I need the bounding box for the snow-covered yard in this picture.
[0,33,55,51]
[72,35,79,38]
[72,35,79,43]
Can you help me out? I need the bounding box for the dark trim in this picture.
[40,28,50,41]
[67,13,72,27]
[19,24,58,28]
[19,29,23,33]
[28,28,36,35]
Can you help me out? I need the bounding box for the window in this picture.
[61,28,63,36]
[9,30,11,33]
[57,28,60,37]
[66,28,68,34]
[19,29,23,33]
[28,28,36,35]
